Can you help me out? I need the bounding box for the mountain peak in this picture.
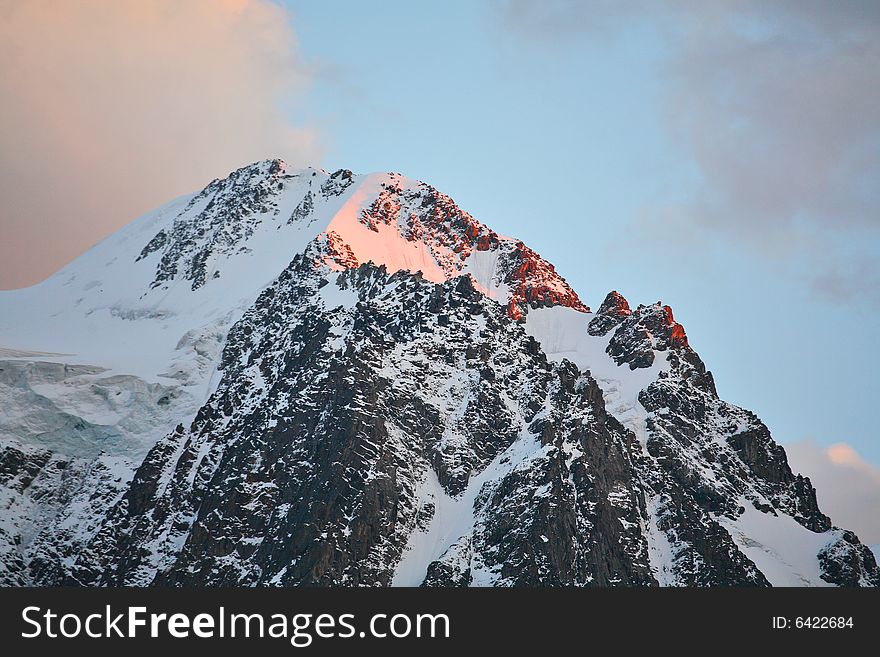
[641,302,688,349]
[588,290,632,336]
[599,290,631,315]
[130,160,587,318]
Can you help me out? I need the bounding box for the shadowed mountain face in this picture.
[1,160,877,587]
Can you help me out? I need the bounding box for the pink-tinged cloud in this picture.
[786,439,880,544]
[826,443,873,469]
[0,0,320,289]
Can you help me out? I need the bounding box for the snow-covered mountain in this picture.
[0,159,876,586]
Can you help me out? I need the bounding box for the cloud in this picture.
[809,253,880,305]
[786,439,880,544]
[498,0,642,40]
[496,1,880,304]
[666,1,880,227]
[0,0,320,289]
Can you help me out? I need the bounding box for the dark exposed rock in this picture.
[819,531,880,587]
[0,443,54,494]
[288,190,315,225]
[607,302,689,370]
[422,537,472,587]
[588,290,632,336]
[18,251,873,588]
[0,439,131,586]
[474,367,656,586]
[137,159,289,290]
[723,426,829,531]
[320,169,355,198]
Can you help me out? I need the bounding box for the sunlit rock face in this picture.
[0,160,877,587]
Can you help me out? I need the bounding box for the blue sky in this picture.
[280,0,880,465]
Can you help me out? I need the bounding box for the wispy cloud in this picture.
[0,0,320,289]
[663,1,880,301]
[666,1,880,227]
[495,0,880,304]
[498,0,641,40]
[786,440,880,544]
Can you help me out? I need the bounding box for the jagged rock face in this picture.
[58,255,646,586]
[502,242,589,320]
[0,440,131,586]
[37,256,877,588]
[818,532,880,587]
[131,160,587,322]
[469,366,655,586]
[137,160,289,290]
[137,162,356,291]
[1,159,877,588]
[588,290,631,336]
[422,536,472,587]
[353,178,587,320]
[606,303,691,371]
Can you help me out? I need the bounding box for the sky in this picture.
[0,1,878,540]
